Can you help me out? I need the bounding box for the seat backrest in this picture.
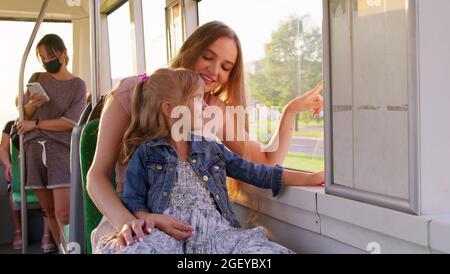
[10,141,41,209]
[68,103,92,253]
[79,118,101,254]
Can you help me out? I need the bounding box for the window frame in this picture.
[323,0,420,215]
[165,0,187,61]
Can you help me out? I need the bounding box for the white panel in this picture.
[317,192,429,246]
[430,216,450,254]
[417,0,450,215]
[72,18,92,96]
[320,216,430,253]
[261,186,320,212]
[236,185,321,233]
[232,203,365,254]
[259,197,320,233]
[352,0,409,199]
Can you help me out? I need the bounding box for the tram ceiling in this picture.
[0,0,123,21]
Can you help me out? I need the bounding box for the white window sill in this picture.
[430,216,450,253]
[233,185,450,253]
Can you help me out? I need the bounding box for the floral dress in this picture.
[95,161,294,254]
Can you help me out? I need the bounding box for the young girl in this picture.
[96,68,323,254]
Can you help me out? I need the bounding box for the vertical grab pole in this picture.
[89,0,101,107]
[18,0,50,254]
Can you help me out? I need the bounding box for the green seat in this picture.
[10,141,40,208]
[80,118,116,254]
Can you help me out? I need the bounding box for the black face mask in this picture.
[43,58,62,74]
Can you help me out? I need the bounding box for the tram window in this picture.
[142,0,168,73]
[0,20,72,128]
[328,0,412,200]
[108,1,133,86]
[199,0,324,172]
[167,1,184,60]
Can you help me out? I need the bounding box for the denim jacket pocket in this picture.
[207,155,227,187]
[146,161,168,186]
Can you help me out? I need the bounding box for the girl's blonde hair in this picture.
[120,68,203,164]
[170,21,246,109]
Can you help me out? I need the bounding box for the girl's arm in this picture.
[282,169,324,187]
[220,142,324,196]
[222,81,323,165]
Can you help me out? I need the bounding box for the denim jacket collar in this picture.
[144,134,206,156]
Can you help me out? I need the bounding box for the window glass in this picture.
[330,0,410,199]
[108,1,133,85]
[142,0,169,73]
[167,2,184,60]
[199,0,324,172]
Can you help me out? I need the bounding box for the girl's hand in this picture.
[117,214,155,247]
[4,165,12,182]
[154,214,193,240]
[288,80,324,117]
[308,171,325,186]
[16,120,37,135]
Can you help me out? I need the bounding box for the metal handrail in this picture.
[89,0,101,107]
[18,0,49,254]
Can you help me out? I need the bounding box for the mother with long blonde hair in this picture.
[87,21,323,252]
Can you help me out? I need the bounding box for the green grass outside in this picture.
[250,124,324,139]
[292,130,324,138]
[283,152,324,172]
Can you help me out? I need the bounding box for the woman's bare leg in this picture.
[33,189,60,246]
[52,188,70,229]
[9,193,22,249]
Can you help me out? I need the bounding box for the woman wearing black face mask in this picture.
[16,34,87,249]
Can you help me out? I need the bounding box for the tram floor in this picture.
[0,241,51,254]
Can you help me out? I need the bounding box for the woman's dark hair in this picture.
[36,34,69,65]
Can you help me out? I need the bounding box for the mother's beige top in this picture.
[108,76,140,186]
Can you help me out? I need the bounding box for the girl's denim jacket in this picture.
[122,137,284,228]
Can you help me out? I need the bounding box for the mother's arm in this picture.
[223,81,323,165]
[86,95,136,230]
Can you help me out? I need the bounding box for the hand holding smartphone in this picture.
[26,82,50,102]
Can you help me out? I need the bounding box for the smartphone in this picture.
[26,82,50,102]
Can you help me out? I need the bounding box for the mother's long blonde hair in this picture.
[120,68,203,164]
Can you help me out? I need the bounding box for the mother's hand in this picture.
[288,80,324,117]
[117,213,155,247]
